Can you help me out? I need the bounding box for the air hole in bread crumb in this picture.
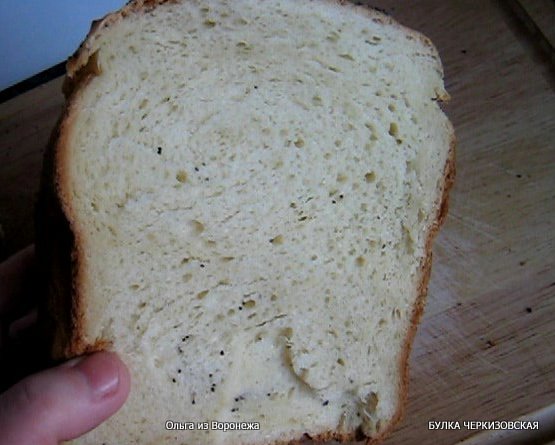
[189,220,204,234]
[312,95,323,106]
[243,299,256,308]
[339,53,355,61]
[388,123,399,137]
[270,235,284,245]
[337,173,348,183]
[364,172,376,183]
[236,40,252,50]
[197,290,209,300]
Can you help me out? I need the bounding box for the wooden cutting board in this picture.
[0,1,554,444]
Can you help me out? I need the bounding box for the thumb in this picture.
[0,351,130,445]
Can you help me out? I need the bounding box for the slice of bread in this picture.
[38,0,455,443]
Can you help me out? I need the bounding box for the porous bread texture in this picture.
[50,0,454,444]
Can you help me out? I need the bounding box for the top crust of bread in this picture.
[38,1,455,444]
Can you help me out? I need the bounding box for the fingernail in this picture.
[63,356,86,368]
[73,352,121,400]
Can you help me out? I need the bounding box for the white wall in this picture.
[0,0,126,90]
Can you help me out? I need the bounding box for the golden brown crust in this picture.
[37,85,111,360]
[40,0,455,443]
[379,128,456,444]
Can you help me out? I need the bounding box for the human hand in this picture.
[0,246,131,444]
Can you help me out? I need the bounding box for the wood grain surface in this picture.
[518,0,555,49]
[0,77,64,259]
[0,1,554,444]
